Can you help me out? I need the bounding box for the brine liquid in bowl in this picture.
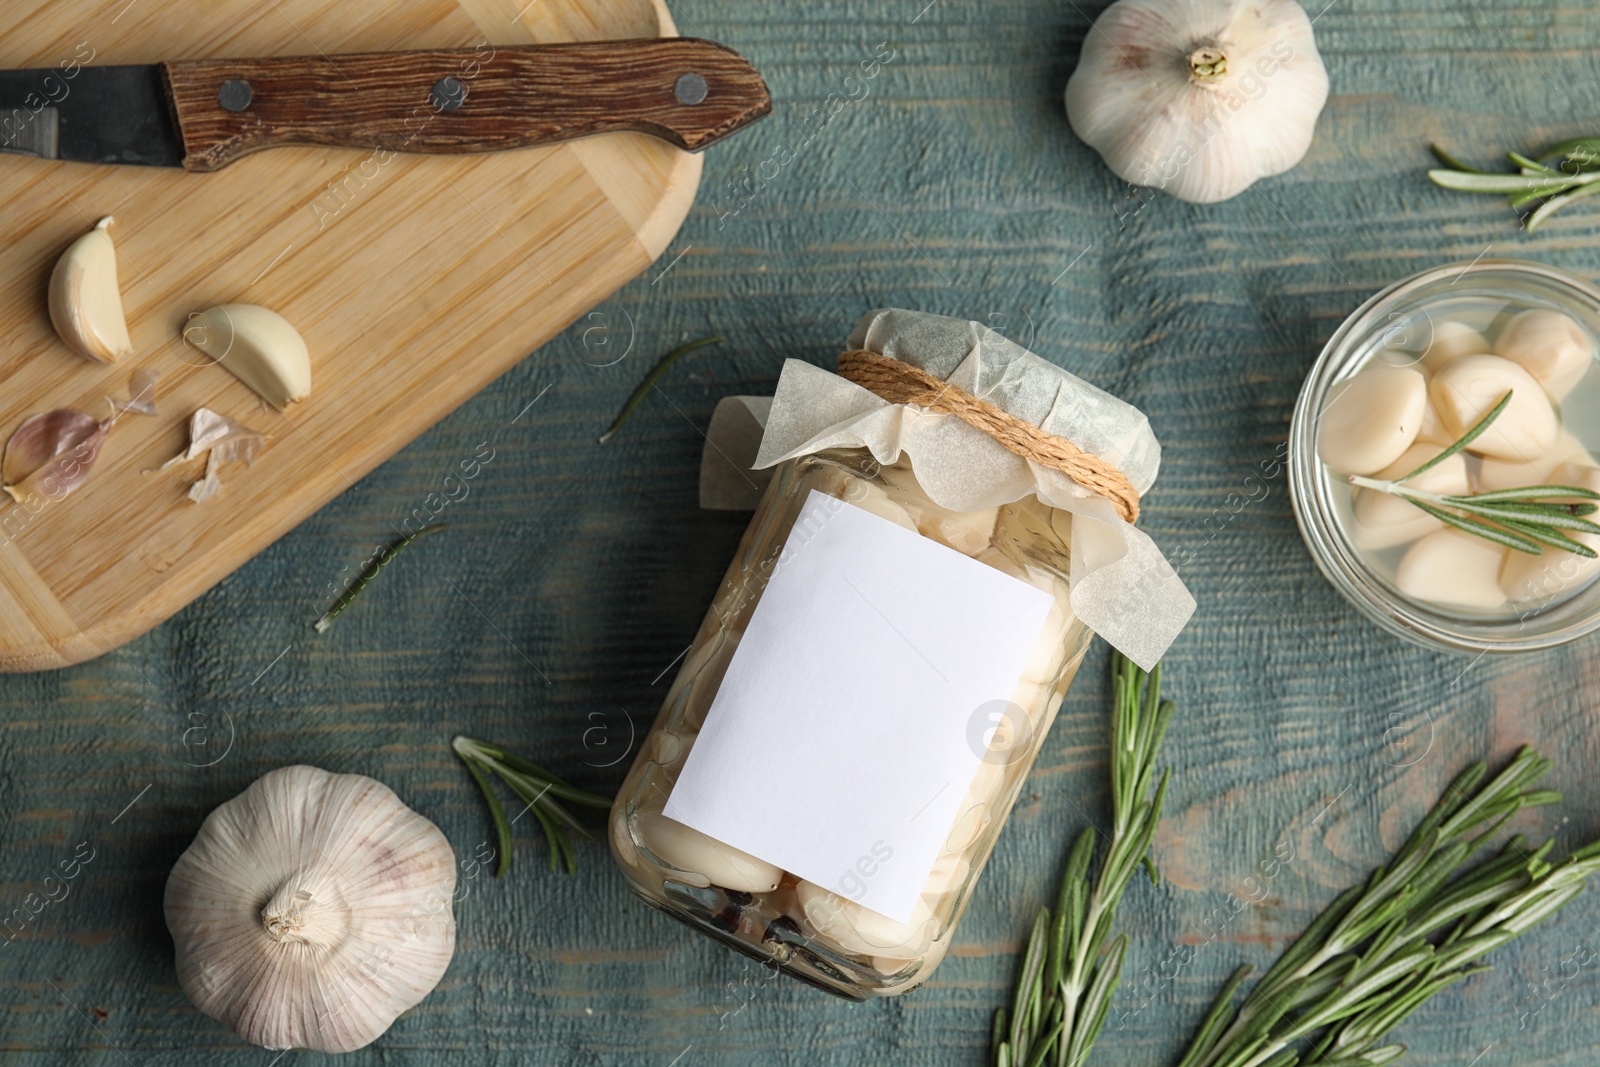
[1316,288,1600,619]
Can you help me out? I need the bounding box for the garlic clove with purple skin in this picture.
[1495,309,1595,401]
[1430,355,1558,461]
[1315,365,1428,475]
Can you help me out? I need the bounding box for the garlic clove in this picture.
[1420,321,1490,373]
[1416,396,1452,445]
[185,304,312,408]
[1501,531,1600,606]
[844,480,918,531]
[1064,0,1329,204]
[49,216,134,364]
[794,879,935,958]
[914,502,998,556]
[164,765,456,1054]
[1494,309,1594,401]
[1430,354,1558,461]
[635,812,782,893]
[1350,443,1468,549]
[1394,528,1508,611]
[1315,365,1427,475]
[1508,462,1600,604]
[1500,463,1600,604]
[3,409,110,504]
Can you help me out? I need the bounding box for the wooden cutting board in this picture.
[0,0,702,671]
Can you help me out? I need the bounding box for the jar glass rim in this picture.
[1289,257,1600,654]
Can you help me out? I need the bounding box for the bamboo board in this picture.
[0,0,701,671]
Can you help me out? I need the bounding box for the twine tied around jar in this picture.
[836,349,1142,524]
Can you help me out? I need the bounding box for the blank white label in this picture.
[664,489,1054,922]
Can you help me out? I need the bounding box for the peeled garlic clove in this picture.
[915,503,998,556]
[1064,0,1329,204]
[1430,355,1558,461]
[921,853,971,900]
[1501,533,1600,605]
[1421,321,1489,373]
[1501,461,1600,603]
[1394,529,1508,611]
[1416,397,1452,445]
[186,304,312,408]
[794,879,934,958]
[164,766,456,1054]
[844,480,918,531]
[1350,444,1469,550]
[1316,365,1427,475]
[48,216,133,364]
[636,812,781,893]
[1495,309,1594,400]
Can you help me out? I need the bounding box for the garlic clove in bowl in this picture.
[164,765,457,1053]
[1064,0,1330,204]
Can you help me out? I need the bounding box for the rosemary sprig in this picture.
[452,735,613,876]
[1429,137,1600,230]
[1346,390,1600,558]
[1177,746,1600,1067]
[314,524,448,632]
[597,335,724,444]
[992,652,1175,1067]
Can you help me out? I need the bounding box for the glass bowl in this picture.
[1289,258,1600,654]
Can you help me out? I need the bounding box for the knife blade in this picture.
[0,38,770,172]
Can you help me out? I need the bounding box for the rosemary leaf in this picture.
[1429,144,1484,173]
[1427,170,1584,194]
[452,735,613,876]
[597,335,725,444]
[1449,484,1600,504]
[991,653,1174,1067]
[1409,501,1545,554]
[1397,391,1510,480]
[1178,747,1600,1067]
[1431,136,1600,227]
[1507,150,1558,174]
[314,524,447,633]
[1528,179,1600,231]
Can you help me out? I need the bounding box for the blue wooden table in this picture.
[5,0,1600,1063]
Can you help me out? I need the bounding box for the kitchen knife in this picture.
[0,38,770,172]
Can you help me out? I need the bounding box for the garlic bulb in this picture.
[49,216,134,363]
[165,766,457,1053]
[1065,0,1329,204]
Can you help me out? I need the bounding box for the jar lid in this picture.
[746,309,1194,669]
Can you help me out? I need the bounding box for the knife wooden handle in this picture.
[162,39,771,172]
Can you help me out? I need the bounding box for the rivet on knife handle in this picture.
[161,38,772,173]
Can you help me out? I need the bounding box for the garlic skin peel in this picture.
[1065,0,1330,204]
[49,216,134,364]
[185,304,312,408]
[164,766,457,1053]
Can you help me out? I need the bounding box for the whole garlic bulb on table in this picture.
[1065,0,1330,204]
[164,766,458,1054]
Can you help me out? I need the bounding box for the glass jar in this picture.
[1290,258,1600,653]
[609,447,1091,998]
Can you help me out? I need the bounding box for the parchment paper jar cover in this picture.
[609,310,1194,998]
